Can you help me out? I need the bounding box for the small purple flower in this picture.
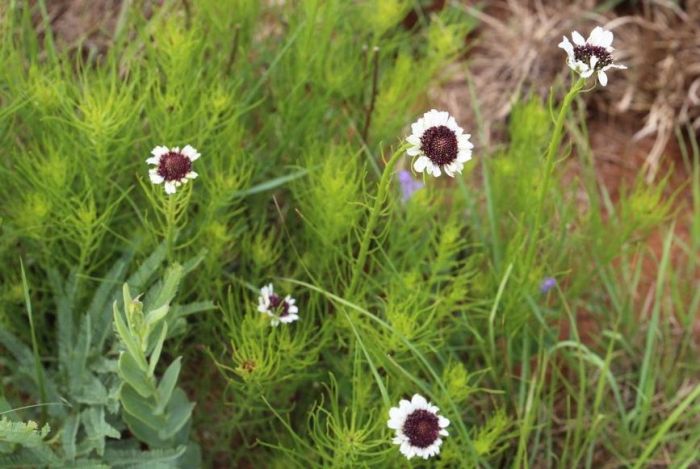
[398,170,424,202]
[539,277,557,294]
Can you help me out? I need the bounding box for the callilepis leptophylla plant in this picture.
[378,24,626,461]
[387,394,450,460]
[145,144,200,258]
[257,283,300,327]
[521,25,627,275]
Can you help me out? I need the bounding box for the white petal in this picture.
[411,394,428,408]
[186,171,198,179]
[413,156,429,173]
[597,71,608,87]
[558,36,574,59]
[430,163,441,177]
[439,429,449,436]
[435,111,449,126]
[457,150,472,163]
[407,146,422,157]
[280,314,298,323]
[444,165,455,177]
[438,415,450,428]
[149,170,164,184]
[164,182,177,194]
[605,63,627,70]
[411,121,425,138]
[458,134,473,149]
[571,31,585,46]
[588,26,613,49]
[151,145,169,158]
[288,305,298,314]
[146,156,160,165]
[580,67,594,78]
[406,134,421,146]
[398,399,413,412]
[590,56,599,70]
[181,144,200,161]
[400,442,415,459]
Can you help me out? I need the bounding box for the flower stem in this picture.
[347,145,406,297]
[523,78,585,272]
[165,195,177,260]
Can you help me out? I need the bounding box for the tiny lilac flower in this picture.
[398,170,424,202]
[540,277,557,294]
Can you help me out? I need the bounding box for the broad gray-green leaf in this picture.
[80,407,120,456]
[103,445,186,467]
[68,316,91,396]
[117,353,153,398]
[119,385,163,431]
[61,413,79,460]
[158,389,195,441]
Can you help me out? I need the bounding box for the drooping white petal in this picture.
[413,156,429,173]
[164,182,177,195]
[597,71,608,87]
[558,36,575,59]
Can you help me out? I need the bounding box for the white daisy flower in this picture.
[558,26,627,87]
[257,283,299,327]
[387,394,450,460]
[146,145,200,195]
[406,109,473,178]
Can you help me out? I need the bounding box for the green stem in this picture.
[523,78,585,271]
[165,195,177,260]
[347,145,406,297]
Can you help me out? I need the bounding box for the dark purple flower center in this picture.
[269,294,290,317]
[157,151,192,182]
[403,410,440,448]
[573,44,612,70]
[420,125,458,166]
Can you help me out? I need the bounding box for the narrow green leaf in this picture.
[113,302,148,371]
[148,323,168,377]
[144,304,169,329]
[154,358,182,416]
